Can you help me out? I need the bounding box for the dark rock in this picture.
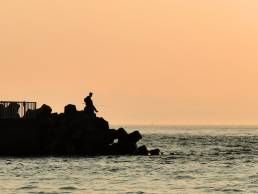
[116,128,128,139]
[149,149,160,155]
[137,145,149,155]
[128,131,142,143]
[38,104,52,118]
[50,113,59,119]
[109,129,117,138]
[108,141,137,155]
[64,104,77,115]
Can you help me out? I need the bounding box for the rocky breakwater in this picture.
[0,104,160,156]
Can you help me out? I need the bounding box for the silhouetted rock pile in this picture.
[0,104,160,156]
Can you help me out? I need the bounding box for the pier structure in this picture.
[0,101,37,119]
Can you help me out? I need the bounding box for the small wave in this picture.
[249,174,258,179]
[221,188,243,192]
[17,185,38,190]
[175,175,194,179]
[59,186,78,190]
[212,188,243,192]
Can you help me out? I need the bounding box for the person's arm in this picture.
[93,105,98,112]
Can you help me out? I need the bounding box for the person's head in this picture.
[89,92,93,97]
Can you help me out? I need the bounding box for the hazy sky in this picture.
[0,1,258,125]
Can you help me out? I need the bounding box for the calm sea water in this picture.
[1,125,258,194]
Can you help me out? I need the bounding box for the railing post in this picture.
[23,101,26,117]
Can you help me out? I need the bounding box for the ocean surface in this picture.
[1,125,258,194]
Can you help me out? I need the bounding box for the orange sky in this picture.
[0,0,258,125]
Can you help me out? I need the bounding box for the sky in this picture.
[0,0,258,125]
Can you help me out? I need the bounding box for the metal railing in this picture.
[0,101,37,119]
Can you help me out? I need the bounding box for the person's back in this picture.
[84,92,98,116]
[84,95,93,107]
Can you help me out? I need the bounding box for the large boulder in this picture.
[108,129,142,155]
[136,145,149,155]
[24,104,52,119]
[149,149,160,155]
[38,104,52,118]
[128,131,142,143]
[64,104,77,115]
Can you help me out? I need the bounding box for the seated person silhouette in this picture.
[84,92,98,116]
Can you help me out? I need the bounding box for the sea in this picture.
[1,125,258,194]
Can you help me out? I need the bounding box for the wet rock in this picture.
[128,131,142,143]
[136,145,149,155]
[116,128,128,139]
[108,141,137,155]
[149,149,160,155]
[109,129,117,142]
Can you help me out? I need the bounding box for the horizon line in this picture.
[110,123,258,127]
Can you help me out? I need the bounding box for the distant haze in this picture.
[0,1,258,125]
